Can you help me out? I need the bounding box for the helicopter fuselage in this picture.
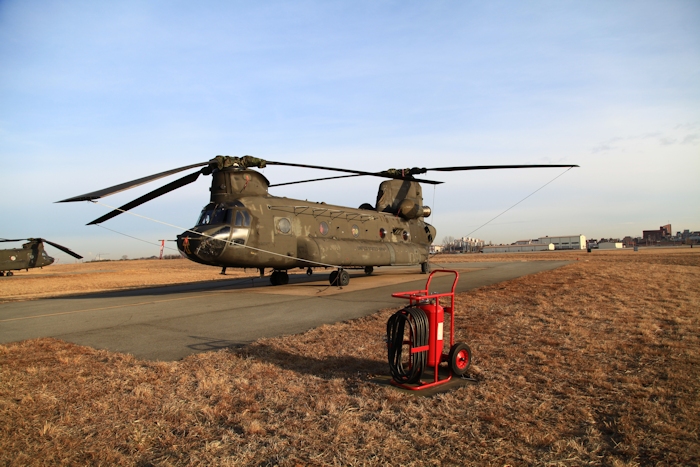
[175,168,436,273]
[0,241,54,276]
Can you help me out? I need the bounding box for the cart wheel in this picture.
[448,342,471,376]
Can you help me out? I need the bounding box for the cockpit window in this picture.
[197,204,230,226]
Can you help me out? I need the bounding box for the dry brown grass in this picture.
[0,259,257,302]
[1,249,699,466]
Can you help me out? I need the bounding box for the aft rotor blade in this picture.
[87,170,203,225]
[0,238,26,242]
[57,161,210,203]
[41,239,84,259]
[426,164,579,172]
[265,160,443,184]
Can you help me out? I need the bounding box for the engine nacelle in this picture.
[398,199,432,219]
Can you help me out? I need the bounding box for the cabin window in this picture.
[379,228,387,239]
[277,218,292,234]
[402,230,410,241]
[319,222,329,236]
[351,225,360,238]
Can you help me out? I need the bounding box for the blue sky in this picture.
[1,1,698,261]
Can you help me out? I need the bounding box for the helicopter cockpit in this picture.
[196,202,251,243]
[180,202,253,263]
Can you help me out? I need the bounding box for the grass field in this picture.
[1,248,699,466]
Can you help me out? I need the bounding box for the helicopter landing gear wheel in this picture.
[0,272,5,277]
[306,267,313,276]
[5,271,13,277]
[270,270,289,286]
[364,266,373,275]
[448,342,471,376]
[329,269,350,286]
[421,262,430,274]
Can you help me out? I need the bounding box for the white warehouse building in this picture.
[537,235,586,250]
[482,234,586,254]
[482,243,555,254]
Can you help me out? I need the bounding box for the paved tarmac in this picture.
[0,261,569,361]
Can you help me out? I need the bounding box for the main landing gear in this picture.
[269,270,289,286]
[329,269,350,286]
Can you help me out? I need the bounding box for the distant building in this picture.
[643,224,672,242]
[431,245,445,254]
[482,243,555,253]
[437,237,484,253]
[455,237,484,253]
[536,235,586,250]
[513,239,538,245]
[481,234,586,253]
[598,242,624,249]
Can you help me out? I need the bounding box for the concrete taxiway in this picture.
[0,260,569,361]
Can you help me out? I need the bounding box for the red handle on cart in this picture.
[391,269,460,301]
[424,269,460,295]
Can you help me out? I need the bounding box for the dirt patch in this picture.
[1,249,699,465]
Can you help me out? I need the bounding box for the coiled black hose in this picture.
[387,306,429,384]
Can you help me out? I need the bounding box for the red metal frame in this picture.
[390,269,459,390]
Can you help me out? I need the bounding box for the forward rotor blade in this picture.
[265,160,379,176]
[87,170,203,225]
[57,161,210,203]
[426,164,579,172]
[270,174,363,187]
[265,160,443,184]
[41,239,83,259]
[0,238,26,242]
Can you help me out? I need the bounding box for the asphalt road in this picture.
[0,261,569,361]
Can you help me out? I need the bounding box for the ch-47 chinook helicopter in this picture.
[0,238,83,276]
[58,156,577,286]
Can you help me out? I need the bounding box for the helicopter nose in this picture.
[177,227,231,262]
[177,232,203,260]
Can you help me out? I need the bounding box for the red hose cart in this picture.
[386,269,471,391]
